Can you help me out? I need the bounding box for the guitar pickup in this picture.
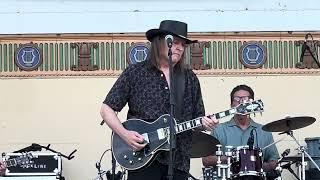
[142,133,150,144]
[157,128,166,140]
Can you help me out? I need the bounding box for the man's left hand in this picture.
[202,115,219,131]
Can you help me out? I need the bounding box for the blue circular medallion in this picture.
[240,42,266,68]
[127,43,150,64]
[15,44,42,71]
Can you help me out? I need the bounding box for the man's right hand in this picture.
[122,130,146,151]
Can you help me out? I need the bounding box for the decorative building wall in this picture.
[1,32,320,78]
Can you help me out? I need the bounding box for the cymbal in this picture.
[191,131,220,158]
[262,116,316,132]
[281,156,320,162]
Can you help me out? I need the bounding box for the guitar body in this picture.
[111,100,264,170]
[112,114,174,170]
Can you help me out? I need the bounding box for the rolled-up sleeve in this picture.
[103,67,131,112]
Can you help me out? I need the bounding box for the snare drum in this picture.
[231,146,264,179]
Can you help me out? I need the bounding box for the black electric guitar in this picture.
[112,99,264,170]
[2,153,34,168]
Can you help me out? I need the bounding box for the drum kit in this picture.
[191,116,320,180]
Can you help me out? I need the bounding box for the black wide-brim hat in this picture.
[146,20,197,44]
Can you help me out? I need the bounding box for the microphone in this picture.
[247,128,255,150]
[165,35,173,48]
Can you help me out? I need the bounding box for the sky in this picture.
[0,0,319,34]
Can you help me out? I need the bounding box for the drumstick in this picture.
[262,136,286,150]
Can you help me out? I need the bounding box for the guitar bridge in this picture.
[142,133,150,143]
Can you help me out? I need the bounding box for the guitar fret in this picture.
[183,123,187,130]
[176,118,203,133]
[214,109,235,119]
[195,119,201,125]
[229,108,236,114]
[179,124,183,131]
[186,122,191,129]
[218,112,226,118]
[225,110,231,116]
[191,120,196,127]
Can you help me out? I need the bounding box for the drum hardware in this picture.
[231,146,264,178]
[225,146,233,179]
[278,161,300,180]
[213,145,266,180]
[215,144,223,178]
[261,137,286,151]
[281,155,320,162]
[269,148,290,180]
[202,167,219,180]
[262,116,320,180]
[214,144,231,180]
[274,164,282,180]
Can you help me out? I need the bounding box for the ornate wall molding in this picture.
[1,32,320,78]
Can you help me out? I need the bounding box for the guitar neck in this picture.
[175,107,237,133]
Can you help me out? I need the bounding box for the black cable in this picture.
[96,148,111,179]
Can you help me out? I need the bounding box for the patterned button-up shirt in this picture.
[103,60,205,172]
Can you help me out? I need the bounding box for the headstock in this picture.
[235,99,264,115]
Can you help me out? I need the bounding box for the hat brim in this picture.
[146,29,197,44]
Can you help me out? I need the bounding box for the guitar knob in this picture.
[132,152,137,156]
[138,158,142,161]
[129,160,134,164]
[123,155,128,159]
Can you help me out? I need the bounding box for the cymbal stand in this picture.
[282,130,320,180]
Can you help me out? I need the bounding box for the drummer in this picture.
[202,85,279,173]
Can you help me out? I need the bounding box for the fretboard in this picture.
[175,107,237,133]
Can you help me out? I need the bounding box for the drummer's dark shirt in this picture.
[103,60,205,172]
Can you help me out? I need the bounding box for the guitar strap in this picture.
[173,67,185,123]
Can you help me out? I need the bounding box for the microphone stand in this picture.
[280,130,320,180]
[106,151,118,180]
[167,42,176,180]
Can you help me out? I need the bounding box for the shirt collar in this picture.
[228,117,259,128]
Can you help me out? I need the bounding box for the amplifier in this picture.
[2,152,62,176]
[0,177,59,180]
